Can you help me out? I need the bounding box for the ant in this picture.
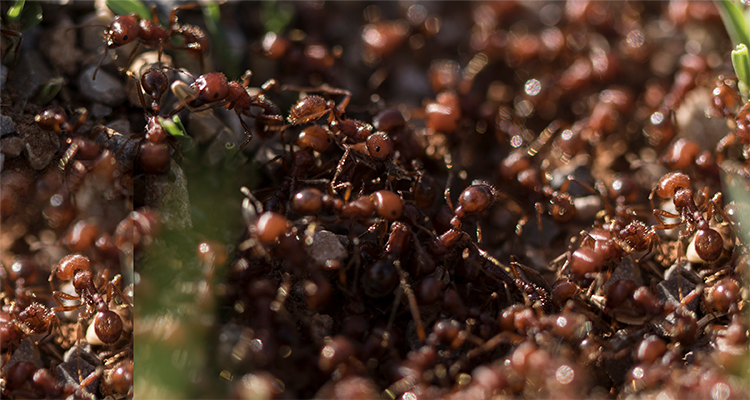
[0,302,61,351]
[35,107,98,172]
[170,69,284,150]
[49,254,131,346]
[649,172,728,262]
[2,361,101,400]
[94,3,209,80]
[126,66,178,174]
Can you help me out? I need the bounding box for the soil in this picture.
[1,1,749,400]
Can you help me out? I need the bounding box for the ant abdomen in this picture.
[94,310,123,344]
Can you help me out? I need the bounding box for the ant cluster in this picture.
[1,1,749,399]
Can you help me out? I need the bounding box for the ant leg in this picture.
[715,132,737,162]
[169,3,202,28]
[126,71,150,111]
[52,291,81,309]
[444,154,455,214]
[653,209,682,230]
[107,275,132,307]
[122,43,141,74]
[237,114,254,151]
[535,202,545,252]
[1,29,22,65]
[330,146,352,196]
[93,46,110,81]
[395,260,426,342]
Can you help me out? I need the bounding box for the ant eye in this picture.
[366,133,392,160]
[123,35,128,40]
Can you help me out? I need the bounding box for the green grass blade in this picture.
[717,0,750,48]
[733,44,750,101]
[18,1,42,31]
[105,0,151,20]
[7,0,25,22]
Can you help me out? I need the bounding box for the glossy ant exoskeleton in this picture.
[649,172,728,262]
[94,4,209,80]
[171,70,284,150]
[49,254,130,346]
[2,361,101,400]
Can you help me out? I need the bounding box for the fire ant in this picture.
[286,85,351,126]
[2,361,101,400]
[649,172,728,262]
[94,3,209,80]
[35,107,98,172]
[127,66,179,174]
[49,254,131,346]
[0,302,60,351]
[171,69,284,150]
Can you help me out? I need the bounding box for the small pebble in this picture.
[306,230,348,266]
[90,103,113,119]
[24,137,57,170]
[7,51,53,101]
[2,338,43,374]
[1,115,16,136]
[78,65,127,106]
[0,64,7,89]
[0,136,24,157]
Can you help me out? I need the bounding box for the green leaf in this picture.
[157,116,186,137]
[7,0,24,22]
[36,77,64,105]
[18,1,42,31]
[732,44,750,102]
[716,0,750,49]
[723,170,750,246]
[105,0,151,20]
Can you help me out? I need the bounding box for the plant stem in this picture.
[717,0,750,49]
[733,44,750,102]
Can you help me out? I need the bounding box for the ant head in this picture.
[106,15,140,48]
[35,108,67,134]
[191,72,230,107]
[142,68,169,94]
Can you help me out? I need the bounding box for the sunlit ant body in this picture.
[171,70,284,150]
[94,4,209,79]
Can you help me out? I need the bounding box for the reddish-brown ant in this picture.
[94,4,209,80]
[49,254,130,346]
[285,85,351,126]
[649,172,727,262]
[35,107,98,172]
[171,70,284,150]
[126,67,179,174]
[2,362,101,400]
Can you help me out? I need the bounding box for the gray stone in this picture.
[7,50,53,101]
[188,112,224,144]
[1,114,16,136]
[78,65,127,106]
[24,134,58,170]
[0,136,24,157]
[0,64,7,90]
[306,230,348,266]
[92,126,138,171]
[57,346,100,395]
[90,103,113,119]
[144,159,193,230]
